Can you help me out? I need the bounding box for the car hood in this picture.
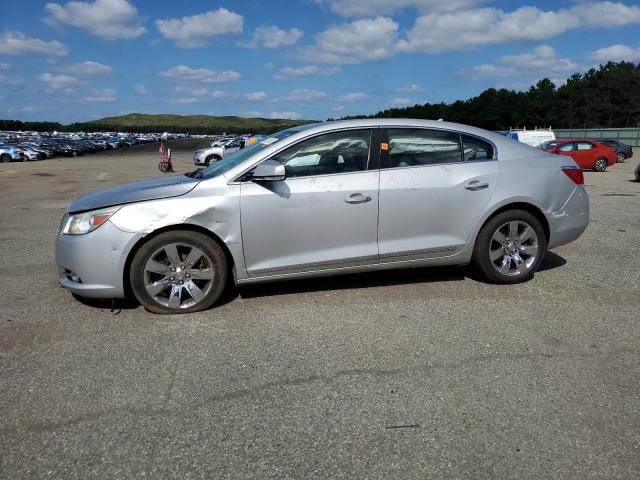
[68,174,200,213]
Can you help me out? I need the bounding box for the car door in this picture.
[574,142,596,168]
[377,128,500,262]
[240,128,380,277]
[224,138,242,156]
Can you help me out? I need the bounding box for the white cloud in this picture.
[590,44,640,62]
[390,98,412,107]
[276,89,328,101]
[170,98,198,105]
[395,84,423,92]
[298,16,398,64]
[0,31,68,56]
[160,65,241,83]
[469,45,578,78]
[65,60,112,76]
[267,111,302,120]
[173,86,230,98]
[133,84,148,95]
[82,88,117,102]
[337,92,367,102]
[38,72,80,90]
[317,0,486,17]
[571,1,640,27]
[398,3,640,54]
[156,8,243,47]
[246,92,268,101]
[239,25,303,49]
[273,65,340,80]
[44,0,146,40]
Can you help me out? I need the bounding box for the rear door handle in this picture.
[345,193,372,204]
[465,181,489,191]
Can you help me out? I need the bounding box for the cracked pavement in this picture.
[0,142,639,479]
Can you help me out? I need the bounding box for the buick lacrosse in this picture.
[56,119,588,313]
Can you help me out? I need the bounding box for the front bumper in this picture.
[548,186,589,249]
[55,221,142,299]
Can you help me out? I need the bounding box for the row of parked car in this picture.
[0,131,182,163]
[503,129,635,176]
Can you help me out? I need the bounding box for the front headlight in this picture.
[61,206,120,235]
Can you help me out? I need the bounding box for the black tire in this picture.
[593,157,608,172]
[616,151,626,163]
[130,230,228,314]
[204,155,220,167]
[1,153,11,163]
[472,209,547,284]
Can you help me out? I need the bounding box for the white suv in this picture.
[193,137,244,166]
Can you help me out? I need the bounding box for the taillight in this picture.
[562,166,584,185]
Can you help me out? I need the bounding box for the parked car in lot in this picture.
[541,138,616,172]
[635,161,640,182]
[56,119,589,314]
[0,145,24,162]
[597,139,633,163]
[193,136,260,166]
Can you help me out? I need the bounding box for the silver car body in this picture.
[56,119,588,299]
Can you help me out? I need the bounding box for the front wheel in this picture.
[1,153,11,163]
[616,152,626,163]
[130,231,228,314]
[472,210,547,284]
[204,155,221,167]
[593,157,608,172]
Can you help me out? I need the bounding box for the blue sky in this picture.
[1,0,639,123]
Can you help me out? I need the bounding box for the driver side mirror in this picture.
[251,159,286,181]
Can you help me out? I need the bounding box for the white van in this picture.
[506,129,555,148]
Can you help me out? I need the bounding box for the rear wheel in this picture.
[130,231,228,314]
[472,210,547,284]
[593,157,608,172]
[616,152,626,163]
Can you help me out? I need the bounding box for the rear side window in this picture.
[387,129,462,167]
[461,134,494,160]
[577,142,594,150]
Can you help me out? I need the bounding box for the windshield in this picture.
[198,127,309,179]
[540,140,561,150]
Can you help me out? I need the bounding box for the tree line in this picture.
[332,62,640,131]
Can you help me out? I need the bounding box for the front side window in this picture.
[272,129,372,178]
[387,129,462,167]
[558,142,575,152]
[577,142,594,150]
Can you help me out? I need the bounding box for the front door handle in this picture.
[465,181,489,191]
[345,193,372,204]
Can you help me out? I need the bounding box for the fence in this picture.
[554,128,640,146]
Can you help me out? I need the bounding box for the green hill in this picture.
[69,113,315,135]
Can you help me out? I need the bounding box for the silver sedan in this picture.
[56,119,589,314]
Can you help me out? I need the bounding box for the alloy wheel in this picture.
[616,152,625,163]
[143,242,216,310]
[489,221,540,277]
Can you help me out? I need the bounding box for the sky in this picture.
[1,0,640,123]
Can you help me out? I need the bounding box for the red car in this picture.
[541,139,616,172]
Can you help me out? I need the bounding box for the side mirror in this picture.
[251,159,286,181]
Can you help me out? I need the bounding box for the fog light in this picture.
[64,269,82,283]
